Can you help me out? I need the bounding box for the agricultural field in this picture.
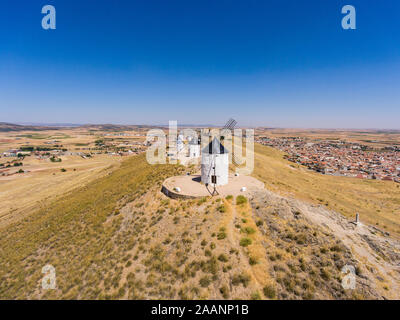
[0,126,148,227]
[255,128,400,149]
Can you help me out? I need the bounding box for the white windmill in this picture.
[201,137,229,191]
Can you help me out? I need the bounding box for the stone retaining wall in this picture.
[161,185,199,200]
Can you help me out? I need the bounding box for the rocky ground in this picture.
[250,189,400,299]
[103,182,400,299]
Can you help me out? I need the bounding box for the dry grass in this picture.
[0,154,121,227]
[0,153,184,299]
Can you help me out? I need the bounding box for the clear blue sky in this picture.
[1,0,399,128]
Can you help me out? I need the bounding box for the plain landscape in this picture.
[0,122,399,299]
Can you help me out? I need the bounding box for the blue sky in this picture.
[0,0,399,128]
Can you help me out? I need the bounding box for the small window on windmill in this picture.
[211,175,217,184]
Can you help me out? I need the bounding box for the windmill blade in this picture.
[223,118,237,130]
[232,154,243,167]
[223,118,233,129]
[222,118,240,165]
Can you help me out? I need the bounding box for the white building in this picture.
[201,137,229,186]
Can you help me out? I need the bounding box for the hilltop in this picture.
[0,145,399,299]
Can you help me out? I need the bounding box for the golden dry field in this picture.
[255,128,400,149]
[0,127,146,227]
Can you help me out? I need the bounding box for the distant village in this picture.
[256,137,400,183]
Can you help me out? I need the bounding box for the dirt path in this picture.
[225,200,269,294]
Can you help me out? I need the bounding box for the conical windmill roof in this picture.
[202,137,229,154]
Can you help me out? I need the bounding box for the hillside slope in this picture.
[0,151,399,299]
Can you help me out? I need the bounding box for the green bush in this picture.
[239,238,252,247]
[263,285,276,299]
[217,205,227,213]
[217,228,227,240]
[236,195,247,205]
[243,227,256,235]
[199,276,211,287]
[232,273,251,287]
[251,291,262,300]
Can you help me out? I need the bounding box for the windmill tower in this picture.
[201,137,229,187]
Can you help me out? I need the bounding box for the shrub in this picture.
[60,168,67,172]
[225,195,233,201]
[199,276,211,287]
[217,231,227,240]
[320,268,331,280]
[218,205,227,213]
[249,257,258,265]
[263,285,276,299]
[232,273,251,287]
[330,245,342,252]
[239,238,252,247]
[219,285,229,299]
[256,220,263,227]
[251,292,262,300]
[218,254,228,262]
[243,227,256,235]
[50,156,61,162]
[236,195,247,205]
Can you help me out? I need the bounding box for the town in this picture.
[256,136,400,183]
